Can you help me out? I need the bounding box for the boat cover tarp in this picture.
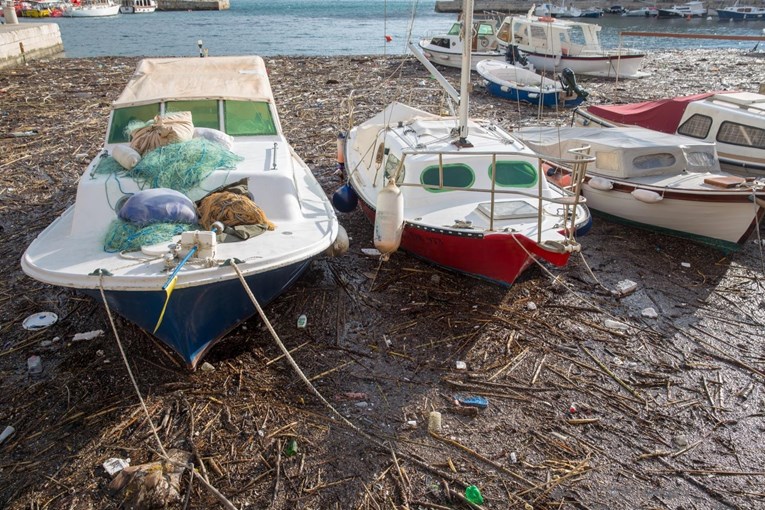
[516,126,720,178]
[584,92,727,134]
[113,56,275,107]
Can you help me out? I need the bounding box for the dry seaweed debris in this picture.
[0,50,764,510]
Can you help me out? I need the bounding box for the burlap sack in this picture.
[129,111,194,156]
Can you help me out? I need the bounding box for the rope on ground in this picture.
[97,279,239,510]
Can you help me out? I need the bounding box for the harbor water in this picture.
[12,0,765,58]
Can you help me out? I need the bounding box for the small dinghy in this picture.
[477,60,588,108]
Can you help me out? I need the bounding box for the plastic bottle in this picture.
[428,411,442,434]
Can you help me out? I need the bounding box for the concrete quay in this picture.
[157,0,229,11]
[0,23,63,69]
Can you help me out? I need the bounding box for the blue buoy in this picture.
[332,184,358,213]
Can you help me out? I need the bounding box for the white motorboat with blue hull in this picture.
[477,60,588,108]
[80,261,310,366]
[21,56,341,369]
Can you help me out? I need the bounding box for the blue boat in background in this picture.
[477,59,589,108]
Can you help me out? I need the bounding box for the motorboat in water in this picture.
[119,0,156,14]
[63,0,120,17]
[657,1,707,17]
[418,15,506,70]
[21,56,341,368]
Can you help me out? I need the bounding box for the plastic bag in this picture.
[117,188,198,227]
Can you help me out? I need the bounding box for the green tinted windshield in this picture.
[108,104,160,143]
[166,100,219,129]
[224,100,277,136]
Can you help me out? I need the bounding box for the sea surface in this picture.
[15,0,765,58]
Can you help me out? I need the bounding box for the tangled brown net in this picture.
[198,191,276,231]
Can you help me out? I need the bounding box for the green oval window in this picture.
[421,163,475,193]
[489,160,538,188]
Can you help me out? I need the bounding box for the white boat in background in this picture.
[535,2,582,18]
[418,16,506,70]
[21,56,341,369]
[623,6,659,16]
[573,91,765,176]
[517,126,765,250]
[657,1,707,17]
[63,0,120,17]
[119,0,155,13]
[342,0,591,287]
[496,11,648,78]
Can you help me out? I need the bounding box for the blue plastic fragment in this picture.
[454,395,489,409]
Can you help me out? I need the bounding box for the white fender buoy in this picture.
[588,176,613,191]
[631,189,663,203]
[374,179,404,260]
[326,224,350,257]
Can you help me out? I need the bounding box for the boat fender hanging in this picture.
[325,224,350,257]
[588,176,613,191]
[332,183,358,213]
[559,68,589,100]
[631,189,663,203]
[374,178,404,260]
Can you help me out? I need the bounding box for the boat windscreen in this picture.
[224,101,277,136]
[166,100,220,130]
[108,104,160,144]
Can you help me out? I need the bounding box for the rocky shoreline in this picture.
[0,49,764,509]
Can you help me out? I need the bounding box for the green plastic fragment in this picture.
[465,485,484,505]
[284,439,298,457]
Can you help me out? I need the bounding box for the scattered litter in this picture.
[72,329,104,342]
[455,360,467,370]
[428,411,442,434]
[613,279,638,297]
[569,403,577,414]
[673,435,688,447]
[297,314,307,329]
[454,395,489,409]
[109,449,189,508]
[382,335,392,348]
[22,312,58,331]
[509,452,517,464]
[361,247,382,257]
[527,301,537,311]
[355,401,369,408]
[284,439,298,457]
[103,457,130,476]
[613,356,624,365]
[27,355,43,375]
[335,392,367,401]
[405,420,418,429]
[0,425,15,445]
[465,485,484,505]
[96,349,105,357]
[680,262,691,268]
[200,362,215,372]
[641,307,658,319]
[604,319,629,330]
[40,340,53,347]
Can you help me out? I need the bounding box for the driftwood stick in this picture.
[581,346,645,403]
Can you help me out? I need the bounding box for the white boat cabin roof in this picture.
[113,56,275,107]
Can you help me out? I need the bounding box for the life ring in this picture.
[539,16,554,22]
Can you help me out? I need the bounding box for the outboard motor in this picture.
[504,44,528,67]
[559,68,589,101]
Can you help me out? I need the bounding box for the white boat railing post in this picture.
[457,0,474,144]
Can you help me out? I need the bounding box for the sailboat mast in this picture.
[458,0,473,143]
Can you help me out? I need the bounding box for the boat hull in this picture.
[484,79,583,108]
[64,5,120,16]
[419,43,505,71]
[525,52,647,78]
[356,197,577,287]
[81,259,313,368]
[548,169,764,250]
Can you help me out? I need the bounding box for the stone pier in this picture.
[0,24,64,69]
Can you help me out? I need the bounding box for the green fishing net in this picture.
[94,139,243,193]
[104,220,198,253]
